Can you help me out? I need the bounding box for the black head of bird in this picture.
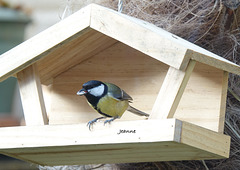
[77,80,149,130]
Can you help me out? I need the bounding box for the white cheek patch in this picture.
[88,84,105,97]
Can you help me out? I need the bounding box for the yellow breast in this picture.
[97,95,129,117]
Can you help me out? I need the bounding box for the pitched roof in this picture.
[0,4,239,84]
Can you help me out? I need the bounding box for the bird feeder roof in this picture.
[0,4,239,84]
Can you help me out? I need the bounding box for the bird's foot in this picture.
[87,117,105,130]
[104,116,119,126]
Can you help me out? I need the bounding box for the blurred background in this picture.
[0,0,64,126]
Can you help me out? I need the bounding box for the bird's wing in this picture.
[104,82,133,101]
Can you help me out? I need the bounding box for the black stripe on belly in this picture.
[97,108,112,117]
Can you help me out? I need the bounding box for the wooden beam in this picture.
[17,64,48,125]
[173,62,226,132]
[150,60,196,119]
[218,71,229,133]
[90,4,189,71]
[90,4,240,74]
[0,119,230,166]
[181,121,230,157]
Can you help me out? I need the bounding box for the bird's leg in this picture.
[104,116,119,125]
[87,117,105,130]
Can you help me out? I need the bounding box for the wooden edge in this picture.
[150,60,196,119]
[0,119,230,165]
[17,64,48,125]
[0,119,230,158]
[0,119,177,150]
[218,71,229,133]
[167,60,196,118]
[190,49,240,75]
[181,121,231,158]
[0,5,92,82]
[174,119,183,142]
[90,4,240,75]
[0,151,40,166]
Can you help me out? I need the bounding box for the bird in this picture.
[77,80,149,130]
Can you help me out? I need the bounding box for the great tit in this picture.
[77,80,149,129]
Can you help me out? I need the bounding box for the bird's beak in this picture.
[77,89,87,96]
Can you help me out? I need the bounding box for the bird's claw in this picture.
[87,117,105,130]
[104,117,118,126]
[104,119,112,125]
[87,117,118,130]
[87,120,97,131]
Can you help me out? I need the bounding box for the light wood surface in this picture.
[0,119,230,166]
[181,121,230,158]
[37,29,117,85]
[150,60,196,119]
[218,71,228,133]
[90,4,240,74]
[48,42,168,125]
[174,62,226,132]
[90,4,189,71]
[17,64,48,125]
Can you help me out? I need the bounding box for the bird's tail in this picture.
[127,105,149,117]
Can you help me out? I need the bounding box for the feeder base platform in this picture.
[0,119,230,166]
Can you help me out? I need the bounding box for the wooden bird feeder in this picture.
[0,4,239,166]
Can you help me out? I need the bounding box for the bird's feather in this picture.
[127,105,149,117]
[105,82,132,101]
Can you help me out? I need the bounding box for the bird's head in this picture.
[77,80,107,97]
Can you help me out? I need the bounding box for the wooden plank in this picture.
[90,4,189,71]
[150,60,196,119]
[0,4,91,82]
[0,119,178,149]
[90,4,240,74]
[174,62,225,132]
[17,64,48,125]
[48,42,168,125]
[37,29,118,85]
[218,71,228,133]
[181,121,230,158]
[0,119,229,166]
[1,142,223,166]
[190,49,240,76]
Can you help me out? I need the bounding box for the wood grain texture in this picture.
[0,119,230,165]
[218,71,228,133]
[181,121,230,158]
[90,4,189,71]
[90,4,240,74]
[150,60,196,119]
[48,42,168,125]
[17,64,48,125]
[37,29,118,85]
[174,62,225,132]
